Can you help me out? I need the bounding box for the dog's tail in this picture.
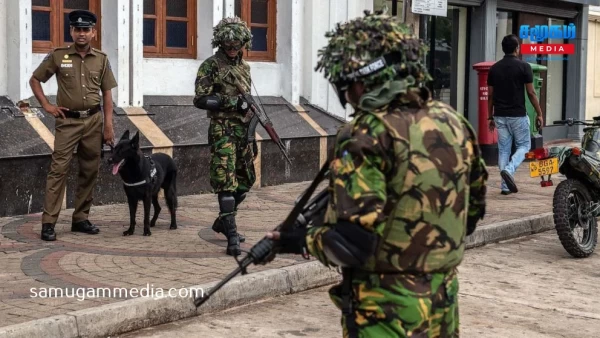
[164,167,178,211]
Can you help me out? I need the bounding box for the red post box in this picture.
[472,61,498,166]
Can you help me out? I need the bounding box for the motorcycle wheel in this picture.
[553,179,598,258]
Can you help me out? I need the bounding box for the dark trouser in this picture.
[42,112,102,224]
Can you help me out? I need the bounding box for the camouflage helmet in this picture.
[211,17,253,50]
[314,11,431,106]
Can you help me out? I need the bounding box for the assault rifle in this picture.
[194,161,330,308]
[231,80,293,166]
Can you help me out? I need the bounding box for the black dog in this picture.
[108,130,178,236]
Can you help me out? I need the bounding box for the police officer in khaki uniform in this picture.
[29,10,118,241]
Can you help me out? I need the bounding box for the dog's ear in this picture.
[120,130,130,141]
[130,131,140,148]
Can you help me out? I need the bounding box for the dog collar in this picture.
[121,156,157,187]
[122,180,147,187]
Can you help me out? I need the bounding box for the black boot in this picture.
[71,220,100,234]
[212,217,245,242]
[213,192,245,243]
[41,223,56,241]
[222,215,241,256]
[233,191,247,242]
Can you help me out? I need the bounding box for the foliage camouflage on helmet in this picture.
[314,10,431,91]
[211,17,253,50]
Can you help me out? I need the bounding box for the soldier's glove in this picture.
[275,227,308,255]
[236,96,250,114]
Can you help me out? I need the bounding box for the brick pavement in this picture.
[0,151,572,327]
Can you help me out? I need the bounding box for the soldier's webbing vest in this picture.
[207,51,251,120]
[325,101,475,275]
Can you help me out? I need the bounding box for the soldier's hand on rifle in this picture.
[266,228,308,255]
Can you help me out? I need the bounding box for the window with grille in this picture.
[143,0,197,58]
[32,0,102,53]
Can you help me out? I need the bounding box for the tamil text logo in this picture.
[519,24,576,55]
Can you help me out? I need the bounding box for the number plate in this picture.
[529,158,559,178]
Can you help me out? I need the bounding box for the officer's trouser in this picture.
[42,112,102,224]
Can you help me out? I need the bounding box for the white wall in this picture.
[586,15,600,120]
[141,0,283,98]
[105,0,130,107]
[197,0,215,60]
[7,0,32,103]
[0,0,7,96]
[3,0,373,118]
[31,53,57,95]
[277,0,293,103]
[300,0,373,121]
[301,1,334,116]
[141,58,282,97]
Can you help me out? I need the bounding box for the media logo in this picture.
[519,24,576,55]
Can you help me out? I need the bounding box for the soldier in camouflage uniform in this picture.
[267,11,489,337]
[193,17,256,256]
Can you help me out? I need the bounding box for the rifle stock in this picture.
[193,162,330,308]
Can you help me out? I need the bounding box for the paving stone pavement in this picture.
[0,150,572,327]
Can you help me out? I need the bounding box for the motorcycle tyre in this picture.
[553,178,598,258]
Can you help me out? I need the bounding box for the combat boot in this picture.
[213,191,245,242]
[41,223,56,241]
[212,218,245,242]
[222,215,241,256]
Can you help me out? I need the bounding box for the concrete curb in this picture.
[0,213,556,338]
[465,212,554,249]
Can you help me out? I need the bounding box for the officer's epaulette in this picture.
[52,46,70,52]
[42,46,69,61]
[92,48,107,55]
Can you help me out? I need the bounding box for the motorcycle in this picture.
[526,117,600,258]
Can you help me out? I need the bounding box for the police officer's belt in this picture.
[64,105,101,118]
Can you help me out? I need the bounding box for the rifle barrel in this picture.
[193,255,253,307]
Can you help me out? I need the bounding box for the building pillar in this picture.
[283,0,302,105]
[302,0,330,114]
[103,0,129,107]
[328,0,351,119]
[197,0,216,60]
[224,0,234,17]
[130,0,144,106]
[402,1,421,36]
[6,0,32,103]
[468,0,497,132]
[0,0,8,97]
[212,0,224,54]
[566,5,589,141]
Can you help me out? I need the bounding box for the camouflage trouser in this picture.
[329,269,459,338]
[208,118,256,193]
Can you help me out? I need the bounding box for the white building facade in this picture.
[0,0,378,121]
